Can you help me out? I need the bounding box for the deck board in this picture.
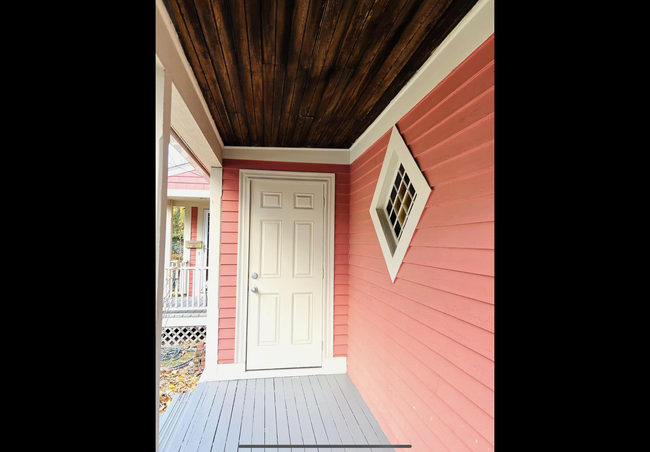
[210,380,241,452]
[300,376,331,452]
[334,374,392,446]
[252,379,265,450]
[273,378,291,450]
[164,383,208,452]
[308,375,341,450]
[315,375,355,451]
[239,379,256,452]
[160,374,395,452]
[223,380,248,452]
[282,377,304,452]
[181,381,220,452]
[293,377,317,448]
[264,378,278,452]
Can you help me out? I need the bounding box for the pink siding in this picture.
[217,159,350,364]
[168,169,210,190]
[347,34,494,452]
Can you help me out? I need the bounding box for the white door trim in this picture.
[234,169,336,371]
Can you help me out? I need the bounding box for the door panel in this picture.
[258,294,280,345]
[247,178,324,370]
[293,221,313,277]
[260,220,282,277]
[292,293,313,344]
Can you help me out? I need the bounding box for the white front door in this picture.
[246,178,324,370]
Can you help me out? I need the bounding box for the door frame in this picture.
[235,169,336,371]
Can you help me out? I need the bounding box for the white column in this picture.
[165,202,172,266]
[155,59,172,439]
[202,166,222,381]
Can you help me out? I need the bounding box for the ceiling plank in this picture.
[277,0,311,146]
[261,0,277,146]
[171,0,236,144]
[344,0,480,145]
[317,0,426,147]
[297,0,357,146]
[228,0,259,144]
[335,0,455,146]
[285,0,328,146]
[291,0,345,145]
[302,0,378,147]
[193,0,245,144]
[245,0,265,147]
[270,0,293,146]
[209,0,251,145]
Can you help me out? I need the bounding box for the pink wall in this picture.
[217,159,350,364]
[346,34,494,452]
[168,169,210,190]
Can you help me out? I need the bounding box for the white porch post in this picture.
[155,59,172,439]
[202,167,222,381]
[165,201,172,266]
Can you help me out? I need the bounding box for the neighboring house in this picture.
[156,0,494,450]
[161,139,212,344]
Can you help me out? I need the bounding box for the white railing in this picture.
[163,263,208,311]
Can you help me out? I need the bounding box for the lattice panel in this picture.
[161,326,207,346]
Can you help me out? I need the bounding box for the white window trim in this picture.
[233,169,336,370]
[369,125,432,282]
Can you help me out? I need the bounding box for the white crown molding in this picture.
[348,0,494,164]
[223,146,350,165]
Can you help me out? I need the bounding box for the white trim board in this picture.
[161,317,208,327]
[235,169,336,370]
[211,357,347,382]
[224,146,349,165]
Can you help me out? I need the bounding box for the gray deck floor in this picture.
[159,374,394,452]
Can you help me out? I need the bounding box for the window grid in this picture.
[384,164,417,244]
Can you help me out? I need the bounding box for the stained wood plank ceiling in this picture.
[163,0,479,148]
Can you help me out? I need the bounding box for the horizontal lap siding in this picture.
[217,160,350,363]
[167,169,210,190]
[218,168,239,363]
[347,35,494,452]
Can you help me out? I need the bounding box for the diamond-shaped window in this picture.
[369,126,431,282]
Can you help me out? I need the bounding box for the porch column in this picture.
[164,201,172,266]
[155,58,172,438]
[203,166,222,381]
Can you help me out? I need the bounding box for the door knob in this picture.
[250,286,258,293]
[251,272,258,279]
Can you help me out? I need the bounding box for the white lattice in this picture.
[161,326,207,346]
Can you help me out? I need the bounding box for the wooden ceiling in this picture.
[163,0,479,148]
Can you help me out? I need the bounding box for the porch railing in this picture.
[163,264,208,311]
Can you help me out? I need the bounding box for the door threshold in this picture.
[207,357,347,382]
